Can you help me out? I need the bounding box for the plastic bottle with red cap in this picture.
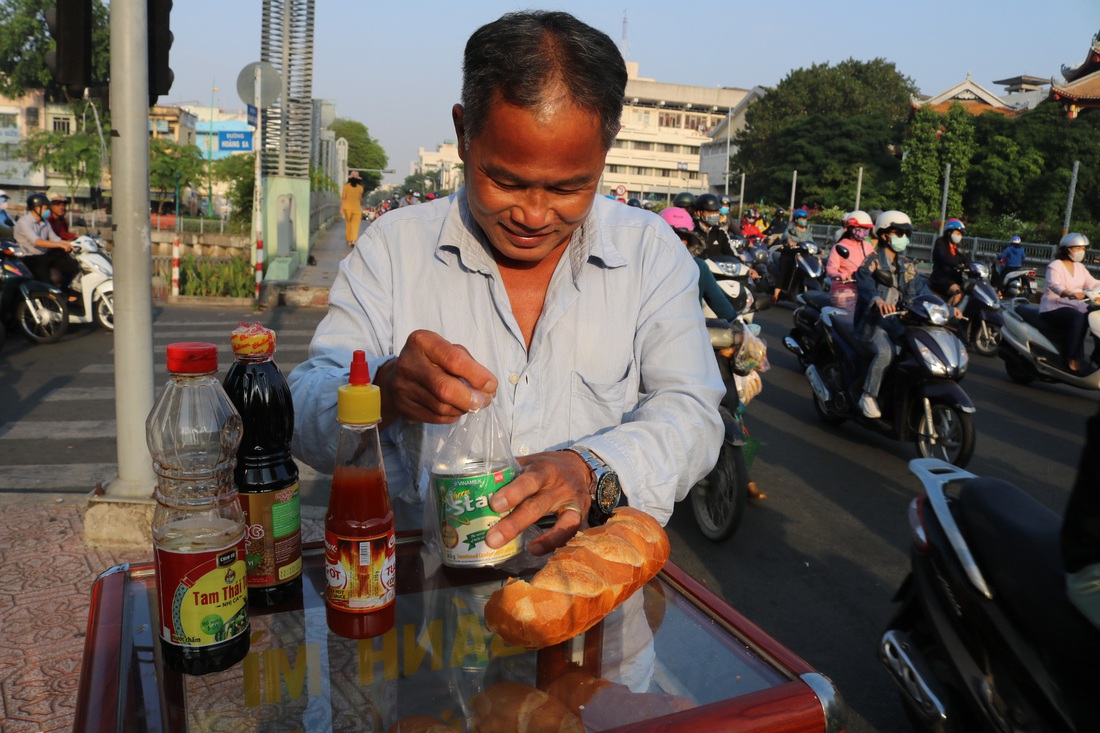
[147,342,250,675]
[324,350,396,639]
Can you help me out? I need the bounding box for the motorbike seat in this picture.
[957,477,1100,670]
[1016,304,1050,332]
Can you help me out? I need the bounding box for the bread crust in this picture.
[483,507,670,649]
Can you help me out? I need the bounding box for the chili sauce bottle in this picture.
[223,323,303,607]
[324,350,396,639]
[147,342,250,675]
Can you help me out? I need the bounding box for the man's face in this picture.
[454,94,606,266]
[50,202,66,217]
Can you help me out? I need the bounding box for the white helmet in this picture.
[874,210,912,237]
[845,210,874,229]
[1059,232,1090,252]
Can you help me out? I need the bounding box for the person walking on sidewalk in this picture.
[340,171,364,248]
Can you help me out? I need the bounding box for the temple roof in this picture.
[1061,29,1100,82]
[992,75,1049,93]
[918,74,1015,116]
[1052,72,1100,102]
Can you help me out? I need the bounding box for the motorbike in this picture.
[785,244,855,371]
[741,235,774,294]
[1001,265,1037,302]
[66,234,114,330]
[689,318,764,542]
[0,241,69,344]
[880,458,1100,732]
[997,289,1100,390]
[703,254,774,323]
[953,261,1003,357]
[769,239,825,304]
[801,291,976,467]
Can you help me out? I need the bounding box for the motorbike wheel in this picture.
[15,290,69,344]
[1003,355,1036,385]
[690,442,748,542]
[913,403,974,468]
[970,320,1000,357]
[93,292,115,331]
[812,359,846,425]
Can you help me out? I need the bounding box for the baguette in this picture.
[384,717,453,733]
[483,506,670,649]
[472,681,584,733]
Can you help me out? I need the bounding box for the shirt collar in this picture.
[437,188,628,280]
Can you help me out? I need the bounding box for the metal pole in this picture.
[1063,159,1080,237]
[938,163,951,237]
[788,170,797,220]
[855,166,863,211]
[738,173,745,219]
[102,0,156,500]
[724,111,731,197]
[253,66,264,299]
[208,80,217,217]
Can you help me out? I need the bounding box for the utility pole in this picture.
[938,163,951,237]
[208,80,218,216]
[1063,160,1080,237]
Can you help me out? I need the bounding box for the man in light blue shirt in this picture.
[289,11,723,555]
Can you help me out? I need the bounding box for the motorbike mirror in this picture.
[834,245,850,259]
[872,268,893,287]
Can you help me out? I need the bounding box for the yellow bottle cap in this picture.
[337,350,380,424]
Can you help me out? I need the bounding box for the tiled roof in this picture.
[1052,71,1100,102]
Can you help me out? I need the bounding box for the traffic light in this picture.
[148,0,174,105]
[45,0,93,91]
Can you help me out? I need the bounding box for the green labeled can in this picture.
[432,462,521,567]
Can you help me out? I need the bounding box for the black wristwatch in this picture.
[565,446,622,526]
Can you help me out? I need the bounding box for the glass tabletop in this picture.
[78,536,829,732]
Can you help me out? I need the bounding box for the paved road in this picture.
[2,301,1096,731]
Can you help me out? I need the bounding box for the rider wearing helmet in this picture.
[826,210,876,311]
[693,193,737,259]
[673,191,696,210]
[930,218,969,305]
[660,206,738,322]
[1039,233,1100,373]
[12,191,79,293]
[774,207,814,301]
[853,211,930,418]
[626,198,642,208]
[996,234,1026,291]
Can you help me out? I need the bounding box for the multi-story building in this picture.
[604,62,748,205]
[414,141,463,193]
[699,87,766,201]
[0,90,99,202]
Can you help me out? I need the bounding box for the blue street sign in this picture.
[247,104,257,127]
[218,130,252,151]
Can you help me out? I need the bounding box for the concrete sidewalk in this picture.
[0,219,353,731]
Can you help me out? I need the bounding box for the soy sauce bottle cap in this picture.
[337,350,380,424]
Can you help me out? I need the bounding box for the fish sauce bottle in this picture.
[147,342,250,676]
[223,323,303,607]
[324,350,396,639]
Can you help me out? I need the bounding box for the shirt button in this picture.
[518,445,529,455]
[509,373,520,385]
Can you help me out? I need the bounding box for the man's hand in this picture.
[375,330,498,427]
[875,298,896,316]
[485,450,592,556]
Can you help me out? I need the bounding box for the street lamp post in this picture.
[207,80,217,217]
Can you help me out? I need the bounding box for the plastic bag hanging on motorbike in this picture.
[425,399,533,571]
[734,371,763,405]
[735,329,770,374]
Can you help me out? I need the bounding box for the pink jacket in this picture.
[826,238,875,282]
[1040,259,1100,313]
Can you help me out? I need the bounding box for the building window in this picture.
[685,114,710,133]
[25,107,39,128]
[658,112,681,128]
[608,164,625,174]
[611,139,625,148]
[0,143,16,161]
[632,141,653,151]
[52,117,71,134]
[660,143,679,154]
[633,110,650,126]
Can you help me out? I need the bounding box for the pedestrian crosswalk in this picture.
[0,307,332,507]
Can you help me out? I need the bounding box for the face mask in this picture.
[1070,248,1086,263]
[949,231,962,245]
[889,234,909,253]
[851,228,868,242]
[41,208,51,219]
[719,206,729,215]
[703,214,720,227]
[796,218,807,227]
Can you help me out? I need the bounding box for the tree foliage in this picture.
[0,0,110,100]
[213,152,255,225]
[899,105,976,226]
[149,139,206,214]
[20,126,102,196]
[329,118,387,192]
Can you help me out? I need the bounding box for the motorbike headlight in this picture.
[717,261,741,277]
[974,262,990,280]
[805,242,820,255]
[754,250,767,262]
[926,303,950,326]
[916,342,948,376]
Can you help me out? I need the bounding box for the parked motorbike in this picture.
[802,292,976,467]
[953,261,1003,357]
[998,289,1100,390]
[66,234,114,330]
[689,318,765,542]
[880,458,1100,732]
[1001,265,1037,302]
[703,254,774,323]
[769,240,825,303]
[0,241,69,344]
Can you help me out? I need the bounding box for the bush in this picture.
[179,254,254,297]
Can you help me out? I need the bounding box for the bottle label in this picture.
[432,466,521,567]
[155,538,249,649]
[240,483,303,589]
[325,528,396,612]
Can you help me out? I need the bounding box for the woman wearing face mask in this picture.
[826,210,876,311]
[852,210,930,419]
[774,207,813,301]
[1039,233,1100,373]
[930,218,969,305]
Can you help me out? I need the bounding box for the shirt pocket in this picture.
[569,360,638,442]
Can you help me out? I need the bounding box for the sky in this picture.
[167,1,1100,187]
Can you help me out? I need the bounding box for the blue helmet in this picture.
[793,208,808,219]
[943,218,966,233]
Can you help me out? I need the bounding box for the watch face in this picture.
[595,473,622,515]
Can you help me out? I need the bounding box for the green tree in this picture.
[20,126,102,196]
[213,152,255,225]
[329,118,387,191]
[734,58,917,206]
[149,138,205,214]
[899,105,976,226]
[0,0,110,100]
